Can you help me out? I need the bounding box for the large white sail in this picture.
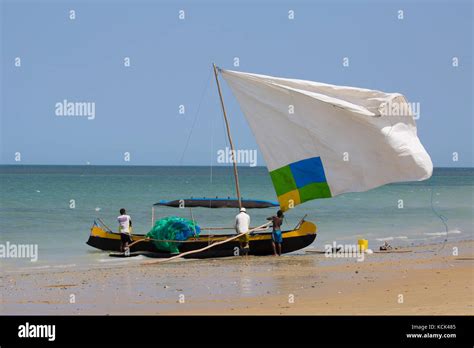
[221,69,433,211]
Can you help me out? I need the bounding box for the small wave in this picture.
[97,255,146,263]
[18,265,51,270]
[53,264,76,269]
[375,236,408,241]
[97,258,128,263]
[424,229,462,236]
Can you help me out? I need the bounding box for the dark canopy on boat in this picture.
[154,198,279,209]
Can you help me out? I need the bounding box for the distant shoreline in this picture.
[0,164,472,169]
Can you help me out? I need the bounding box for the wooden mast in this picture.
[213,63,242,209]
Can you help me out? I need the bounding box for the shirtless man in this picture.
[267,210,284,256]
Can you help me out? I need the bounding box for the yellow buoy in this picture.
[358,239,369,251]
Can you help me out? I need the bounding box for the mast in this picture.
[212,63,242,209]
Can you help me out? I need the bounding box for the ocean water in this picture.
[0,166,472,269]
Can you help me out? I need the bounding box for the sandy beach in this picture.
[1,240,472,315]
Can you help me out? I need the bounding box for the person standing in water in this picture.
[267,210,284,256]
[117,208,132,252]
[235,207,250,255]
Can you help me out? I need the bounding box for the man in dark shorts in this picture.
[117,208,132,252]
[267,210,284,256]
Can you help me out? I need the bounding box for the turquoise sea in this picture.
[0,166,472,269]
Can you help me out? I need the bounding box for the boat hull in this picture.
[86,221,317,259]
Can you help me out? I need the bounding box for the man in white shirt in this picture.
[235,207,250,255]
[117,208,132,252]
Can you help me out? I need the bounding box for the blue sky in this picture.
[1,0,472,167]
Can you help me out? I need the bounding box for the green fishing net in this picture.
[145,216,201,253]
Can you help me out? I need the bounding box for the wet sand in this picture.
[1,240,473,315]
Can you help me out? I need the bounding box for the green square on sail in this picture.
[298,182,332,202]
[269,165,297,196]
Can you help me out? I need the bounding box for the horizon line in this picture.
[0,164,472,169]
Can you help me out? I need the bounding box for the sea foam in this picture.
[424,229,462,236]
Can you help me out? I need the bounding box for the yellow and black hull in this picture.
[86,221,317,258]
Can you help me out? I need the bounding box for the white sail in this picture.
[221,69,433,211]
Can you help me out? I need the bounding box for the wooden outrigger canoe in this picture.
[85,64,325,260]
[86,218,317,259]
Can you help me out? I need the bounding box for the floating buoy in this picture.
[358,239,369,251]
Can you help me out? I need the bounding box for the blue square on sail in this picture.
[289,157,327,188]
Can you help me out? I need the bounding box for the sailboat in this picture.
[86,64,432,258]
